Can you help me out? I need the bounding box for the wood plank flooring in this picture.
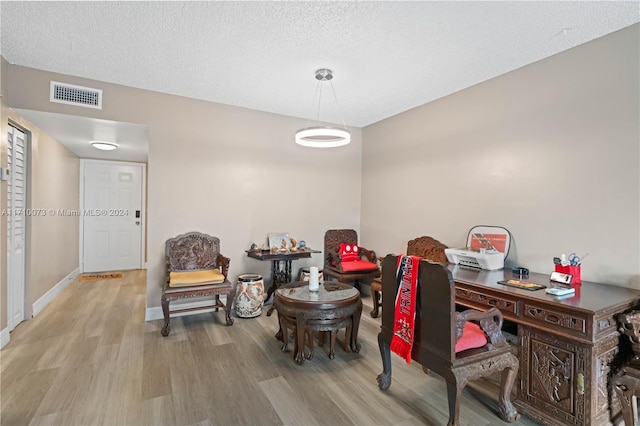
[1,270,539,425]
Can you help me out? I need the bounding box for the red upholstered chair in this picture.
[323,229,380,290]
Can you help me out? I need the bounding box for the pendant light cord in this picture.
[303,77,348,131]
[329,80,348,131]
[303,80,322,131]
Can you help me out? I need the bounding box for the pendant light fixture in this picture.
[295,68,351,148]
[90,141,119,151]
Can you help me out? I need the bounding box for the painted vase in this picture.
[235,274,264,318]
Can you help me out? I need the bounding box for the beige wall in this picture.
[0,64,80,330]
[25,118,80,307]
[5,65,363,310]
[362,24,640,288]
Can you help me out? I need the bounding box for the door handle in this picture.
[135,221,140,225]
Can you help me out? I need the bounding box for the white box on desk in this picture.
[444,248,504,270]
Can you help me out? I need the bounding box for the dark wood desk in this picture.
[246,249,321,315]
[449,265,640,426]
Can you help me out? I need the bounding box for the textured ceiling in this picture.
[1,1,639,129]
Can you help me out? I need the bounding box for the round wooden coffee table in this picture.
[274,281,362,365]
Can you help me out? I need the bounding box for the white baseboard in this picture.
[0,327,9,349]
[32,267,80,317]
[145,296,229,322]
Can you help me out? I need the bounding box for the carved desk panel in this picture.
[449,265,639,426]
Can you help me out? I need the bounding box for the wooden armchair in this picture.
[160,232,235,336]
[611,310,640,426]
[370,236,448,318]
[323,229,380,289]
[377,255,519,426]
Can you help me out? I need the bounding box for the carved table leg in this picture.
[284,260,292,282]
[344,323,352,353]
[294,315,307,365]
[278,314,289,353]
[161,296,171,337]
[498,354,520,423]
[318,331,326,347]
[275,313,284,342]
[370,287,381,318]
[264,261,278,316]
[266,260,293,317]
[350,300,362,353]
[377,333,392,390]
[224,288,235,326]
[328,330,337,359]
[306,329,314,360]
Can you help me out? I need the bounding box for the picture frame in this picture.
[268,232,290,250]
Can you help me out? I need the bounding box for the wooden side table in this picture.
[246,249,321,316]
[274,281,362,365]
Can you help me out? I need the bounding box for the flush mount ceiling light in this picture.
[295,68,351,148]
[90,141,119,151]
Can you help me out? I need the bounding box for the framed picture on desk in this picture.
[268,232,290,250]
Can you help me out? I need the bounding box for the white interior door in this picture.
[7,125,27,331]
[82,161,144,273]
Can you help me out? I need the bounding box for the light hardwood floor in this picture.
[1,270,539,425]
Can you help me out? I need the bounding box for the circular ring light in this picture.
[90,141,119,151]
[295,127,351,148]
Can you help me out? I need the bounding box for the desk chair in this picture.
[377,255,519,426]
[370,236,448,318]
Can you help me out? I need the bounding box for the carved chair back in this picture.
[370,236,449,319]
[165,232,225,276]
[406,236,449,264]
[324,229,358,266]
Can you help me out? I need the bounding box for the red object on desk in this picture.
[555,264,582,284]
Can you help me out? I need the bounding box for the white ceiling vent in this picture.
[50,81,102,109]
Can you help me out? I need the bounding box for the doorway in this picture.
[80,160,145,273]
[7,124,28,331]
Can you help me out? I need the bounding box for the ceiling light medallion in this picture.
[295,68,351,148]
[90,141,119,151]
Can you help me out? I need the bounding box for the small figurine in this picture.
[299,240,307,249]
[290,237,297,248]
[250,243,258,251]
[281,239,288,250]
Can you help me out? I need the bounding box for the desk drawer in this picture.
[523,303,587,337]
[455,287,517,315]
